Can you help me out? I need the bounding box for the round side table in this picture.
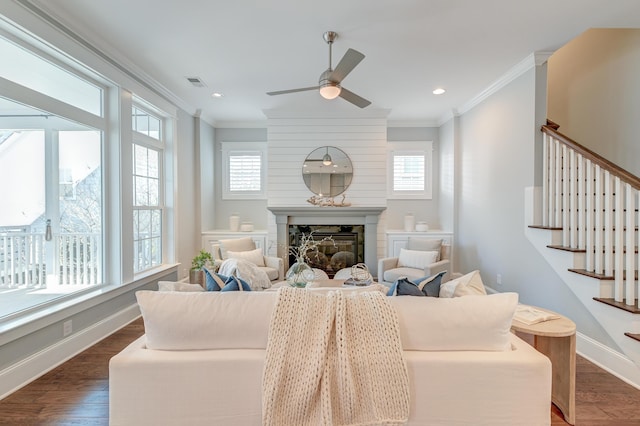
[511,307,576,425]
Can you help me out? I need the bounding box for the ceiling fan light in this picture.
[319,84,341,100]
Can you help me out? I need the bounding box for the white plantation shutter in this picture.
[387,142,433,199]
[222,142,267,199]
[229,153,261,191]
[393,154,425,191]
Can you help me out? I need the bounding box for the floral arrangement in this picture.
[288,232,335,263]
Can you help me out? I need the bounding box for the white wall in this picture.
[438,118,456,270]
[547,28,640,176]
[454,66,618,349]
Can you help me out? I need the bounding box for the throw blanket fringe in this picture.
[262,287,410,426]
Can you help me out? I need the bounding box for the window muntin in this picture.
[388,142,433,199]
[0,36,103,116]
[222,142,266,199]
[132,143,163,273]
[0,99,104,318]
[132,106,161,140]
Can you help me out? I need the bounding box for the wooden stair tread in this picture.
[528,225,562,231]
[548,245,638,254]
[593,298,640,314]
[570,269,638,280]
[547,245,586,253]
[570,268,614,280]
[625,333,640,342]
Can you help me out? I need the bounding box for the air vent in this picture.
[186,77,206,87]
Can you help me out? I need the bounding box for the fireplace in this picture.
[267,206,386,278]
[289,225,364,277]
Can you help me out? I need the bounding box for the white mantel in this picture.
[267,206,386,276]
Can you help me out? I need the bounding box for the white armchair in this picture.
[213,237,284,282]
[378,237,450,285]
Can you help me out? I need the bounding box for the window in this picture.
[222,142,266,199]
[132,105,164,273]
[388,142,433,199]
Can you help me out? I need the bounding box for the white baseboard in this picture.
[0,304,140,400]
[577,332,640,390]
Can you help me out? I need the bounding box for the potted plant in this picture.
[190,249,213,287]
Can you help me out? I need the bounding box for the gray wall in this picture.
[547,28,640,176]
[213,128,269,230]
[386,127,442,230]
[454,67,617,348]
[198,119,216,233]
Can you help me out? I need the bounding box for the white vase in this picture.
[229,214,240,232]
[404,213,415,232]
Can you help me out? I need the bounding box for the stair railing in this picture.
[541,122,639,308]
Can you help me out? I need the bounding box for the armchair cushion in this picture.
[218,237,255,259]
[397,248,439,269]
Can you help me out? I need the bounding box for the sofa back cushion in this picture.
[136,290,275,350]
[136,289,517,352]
[389,292,517,351]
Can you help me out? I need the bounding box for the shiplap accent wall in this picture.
[265,114,389,266]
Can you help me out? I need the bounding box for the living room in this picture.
[1,0,640,422]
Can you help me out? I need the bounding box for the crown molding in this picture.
[387,119,439,128]
[458,51,554,116]
[262,108,391,120]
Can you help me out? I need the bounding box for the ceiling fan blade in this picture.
[330,48,365,83]
[266,86,319,96]
[339,87,371,108]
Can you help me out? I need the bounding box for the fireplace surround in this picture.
[268,206,386,277]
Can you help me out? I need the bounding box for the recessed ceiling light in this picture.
[432,88,446,95]
[211,92,224,98]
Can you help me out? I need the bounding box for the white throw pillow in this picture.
[389,292,518,351]
[226,248,265,267]
[397,248,439,270]
[439,269,487,298]
[136,290,276,350]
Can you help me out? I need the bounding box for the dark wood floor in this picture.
[1,317,640,425]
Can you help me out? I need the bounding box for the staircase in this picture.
[525,120,640,370]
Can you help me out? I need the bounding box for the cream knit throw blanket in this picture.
[262,287,410,426]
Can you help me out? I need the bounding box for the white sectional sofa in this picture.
[109,289,552,426]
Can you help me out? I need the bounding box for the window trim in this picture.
[387,141,433,200]
[221,141,267,200]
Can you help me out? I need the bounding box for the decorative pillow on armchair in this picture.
[396,248,439,269]
[387,271,446,297]
[226,248,266,267]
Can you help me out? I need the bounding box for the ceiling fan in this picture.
[266,31,371,108]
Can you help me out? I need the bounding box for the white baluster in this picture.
[562,145,570,246]
[554,139,562,227]
[569,150,578,248]
[594,165,603,274]
[542,134,550,227]
[614,177,624,302]
[585,159,594,271]
[604,172,614,277]
[577,154,585,250]
[625,184,636,306]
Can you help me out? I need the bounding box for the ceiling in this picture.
[27,0,640,126]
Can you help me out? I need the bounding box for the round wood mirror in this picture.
[302,146,353,197]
